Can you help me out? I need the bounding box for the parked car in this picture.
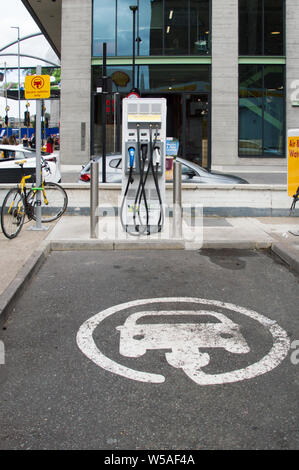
[79,154,248,185]
[79,154,123,183]
[0,145,61,184]
[177,157,248,184]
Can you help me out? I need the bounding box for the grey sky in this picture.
[0,0,59,118]
[0,0,59,67]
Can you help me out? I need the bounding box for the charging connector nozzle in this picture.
[153,147,161,167]
[128,147,135,168]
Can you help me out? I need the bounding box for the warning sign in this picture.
[288,129,299,197]
[25,75,51,100]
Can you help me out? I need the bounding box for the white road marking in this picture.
[76,298,290,386]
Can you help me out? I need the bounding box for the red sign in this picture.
[126,91,140,99]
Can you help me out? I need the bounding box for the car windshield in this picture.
[178,159,209,176]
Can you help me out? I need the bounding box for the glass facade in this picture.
[93,64,210,94]
[93,0,210,56]
[239,65,285,157]
[93,0,116,56]
[239,0,284,56]
[92,1,287,163]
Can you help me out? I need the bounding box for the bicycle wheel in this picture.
[1,189,25,239]
[29,182,68,223]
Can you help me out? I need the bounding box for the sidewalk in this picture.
[0,215,298,326]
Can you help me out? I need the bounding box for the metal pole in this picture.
[173,159,182,239]
[17,28,21,143]
[35,65,42,228]
[4,62,8,136]
[10,26,21,142]
[102,42,107,183]
[90,159,99,239]
[29,65,48,232]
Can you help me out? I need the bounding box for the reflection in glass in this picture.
[239,65,263,155]
[239,65,285,157]
[164,1,189,55]
[239,0,262,55]
[264,0,284,55]
[117,0,137,56]
[239,0,284,55]
[139,0,163,55]
[263,65,284,155]
[93,0,210,56]
[93,0,116,56]
[93,64,210,94]
[190,0,210,55]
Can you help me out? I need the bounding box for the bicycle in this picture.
[1,158,68,239]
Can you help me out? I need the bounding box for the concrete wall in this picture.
[211,0,239,167]
[60,0,92,165]
[286,0,299,131]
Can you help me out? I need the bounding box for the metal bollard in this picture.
[90,159,99,239]
[173,159,182,239]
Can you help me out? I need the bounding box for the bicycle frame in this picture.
[7,166,49,218]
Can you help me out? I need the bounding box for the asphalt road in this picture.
[0,249,298,450]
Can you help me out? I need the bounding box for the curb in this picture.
[0,239,298,329]
[0,243,51,329]
[271,242,299,275]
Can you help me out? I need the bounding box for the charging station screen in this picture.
[127,114,162,122]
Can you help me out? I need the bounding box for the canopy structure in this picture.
[21,0,61,59]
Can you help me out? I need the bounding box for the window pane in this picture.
[239,65,285,157]
[239,65,263,156]
[263,65,284,155]
[93,64,210,94]
[139,0,163,55]
[117,0,137,56]
[164,0,189,55]
[139,64,210,93]
[264,0,284,55]
[190,0,210,55]
[93,0,116,56]
[239,0,262,55]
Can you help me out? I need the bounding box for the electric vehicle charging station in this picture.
[120,98,167,236]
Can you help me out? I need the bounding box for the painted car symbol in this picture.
[116,310,250,372]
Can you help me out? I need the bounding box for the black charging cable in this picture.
[132,125,150,234]
[149,125,164,232]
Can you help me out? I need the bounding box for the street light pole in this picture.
[129,5,138,93]
[4,62,9,135]
[11,26,21,143]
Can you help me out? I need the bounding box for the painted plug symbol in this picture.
[128,147,135,168]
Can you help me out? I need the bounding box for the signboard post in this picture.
[25,67,50,231]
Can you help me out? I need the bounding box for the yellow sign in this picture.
[288,131,299,196]
[25,75,51,100]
